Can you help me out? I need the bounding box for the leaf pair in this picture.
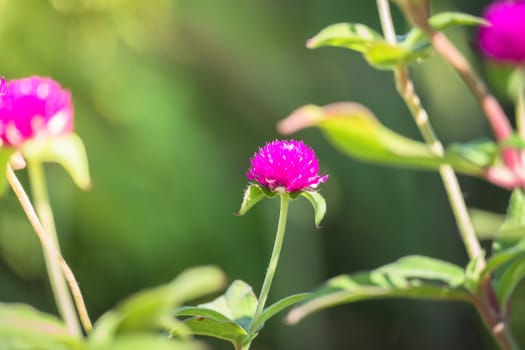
[307,12,486,69]
[174,280,309,349]
[238,184,327,228]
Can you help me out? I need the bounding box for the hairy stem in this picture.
[377,0,484,265]
[247,194,290,337]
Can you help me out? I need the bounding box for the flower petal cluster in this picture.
[477,0,525,64]
[0,76,73,147]
[246,139,327,192]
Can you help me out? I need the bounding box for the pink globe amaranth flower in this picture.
[0,76,73,147]
[246,139,328,193]
[477,0,525,65]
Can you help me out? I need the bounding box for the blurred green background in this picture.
[0,0,521,349]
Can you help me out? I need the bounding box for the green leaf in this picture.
[469,209,506,240]
[446,139,499,169]
[174,280,258,348]
[91,266,225,342]
[0,303,82,349]
[278,103,485,175]
[238,184,268,216]
[306,23,383,52]
[493,189,525,253]
[175,309,247,346]
[89,334,203,350]
[482,240,525,280]
[254,293,310,331]
[494,258,525,312]
[23,133,91,190]
[429,12,488,29]
[300,191,326,228]
[286,255,471,324]
[364,41,428,69]
[0,148,14,197]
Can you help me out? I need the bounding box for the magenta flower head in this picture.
[0,76,73,147]
[477,0,525,65]
[246,139,328,193]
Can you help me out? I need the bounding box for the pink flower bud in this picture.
[246,139,328,193]
[0,76,73,147]
[477,1,525,65]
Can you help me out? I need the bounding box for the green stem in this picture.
[517,67,525,141]
[376,0,484,266]
[27,162,82,336]
[247,193,290,337]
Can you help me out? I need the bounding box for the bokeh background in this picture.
[0,0,522,349]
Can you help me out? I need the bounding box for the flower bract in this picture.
[477,0,525,64]
[0,76,73,147]
[246,139,327,193]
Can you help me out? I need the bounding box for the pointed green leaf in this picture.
[482,240,525,280]
[23,133,91,190]
[494,258,525,312]
[238,184,269,216]
[253,293,310,331]
[306,23,383,52]
[429,12,488,30]
[286,255,471,324]
[469,208,505,240]
[364,41,428,69]
[300,191,326,228]
[278,103,484,175]
[0,303,82,349]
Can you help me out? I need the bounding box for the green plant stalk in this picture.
[376,0,484,266]
[377,1,519,348]
[246,193,290,339]
[27,161,82,336]
[517,67,525,141]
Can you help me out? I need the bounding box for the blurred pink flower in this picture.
[246,139,327,192]
[477,0,525,64]
[0,76,73,147]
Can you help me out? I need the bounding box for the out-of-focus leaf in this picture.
[286,256,471,324]
[446,139,499,169]
[482,240,525,279]
[89,334,203,350]
[278,103,485,175]
[174,280,258,348]
[494,257,525,312]
[429,12,488,30]
[300,191,326,228]
[493,190,525,254]
[469,208,505,240]
[0,303,82,349]
[254,293,310,331]
[90,266,225,344]
[0,149,14,196]
[23,133,91,190]
[306,23,383,52]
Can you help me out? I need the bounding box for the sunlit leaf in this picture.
[300,191,326,228]
[253,293,310,331]
[0,303,82,349]
[278,103,485,175]
[286,256,471,324]
[23,133,91,190]
[306,23,383,52]
[238,184,268,216]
